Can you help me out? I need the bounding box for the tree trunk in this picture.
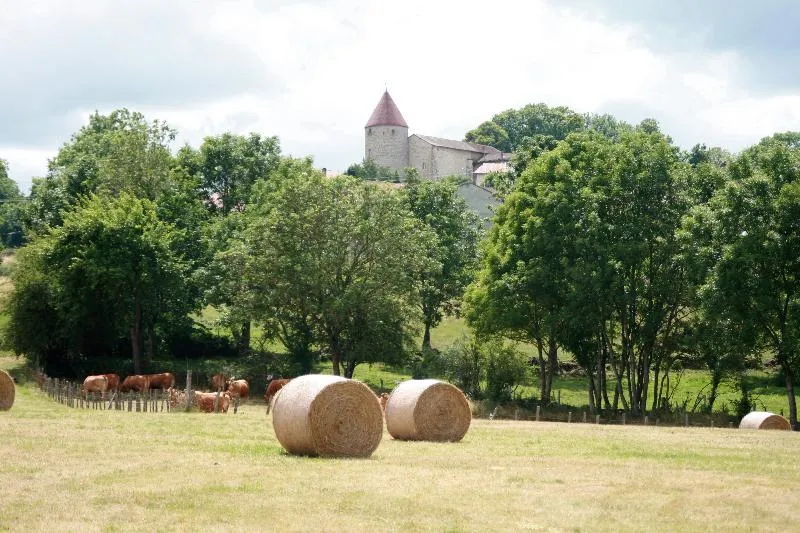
[544,337,558,404]
[344,360,357,379]
[130,294,143,375]
[236,321,251,356]
[784,364,798,430]
[422,320,432,351]
[145,325,155,367]
[536,338,548,404]
[587,371,596,414]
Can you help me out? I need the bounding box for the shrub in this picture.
[440,336,485,399]
[484,339,529,402]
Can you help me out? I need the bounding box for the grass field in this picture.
[1,356,799,532]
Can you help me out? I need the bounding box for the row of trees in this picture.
[463,109,799,428]
[2,102,797,429]
[2,110,481,381]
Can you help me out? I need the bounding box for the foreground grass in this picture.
[1,368,799,532]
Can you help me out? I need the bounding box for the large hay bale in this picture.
[739,411,791,430]
[385,379,471,442]
[0,369,15,411]
[272,374,383,458]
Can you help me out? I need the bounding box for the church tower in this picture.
[365,90,409,173]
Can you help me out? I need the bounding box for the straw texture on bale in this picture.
[385,379,471,442]
[739,411,791,430]
[272,374,383,458]
[0,369,14,411]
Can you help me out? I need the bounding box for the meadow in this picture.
[1,356,799,532]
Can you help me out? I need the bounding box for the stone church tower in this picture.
[365,90,409,172]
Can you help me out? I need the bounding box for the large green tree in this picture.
[699,132,800,428]
[25,109,176,232]
[239,158,432,377]
[4,194,193,375]
[0,159,25,247]
[468,126,695,413]
[178,132,281,355]
[402,172,481,349]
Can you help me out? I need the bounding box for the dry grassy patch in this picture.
[0,380,799,532]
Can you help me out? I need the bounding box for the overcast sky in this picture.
[2,0,799,193]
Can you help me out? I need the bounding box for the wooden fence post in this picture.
[557,390,561,405]
[622,413,626,425]
[684,413,689,427]
[568,412,572,423]
[535,405,541,422]
[595,414,600,424]
[644,416,648,425]
[185,370,193,412]
[582,411,587,423]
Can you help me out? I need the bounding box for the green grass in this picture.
[1,354,799,532]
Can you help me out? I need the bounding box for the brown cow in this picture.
[147,373,175,390]
[211,372,227,392]
[193,391,231,413]
[120,375,150,392]
[101,373,120,392]
[377,392,389,412]
[264,378,290,415]
[226,379,249,400]
[82,375,109,398]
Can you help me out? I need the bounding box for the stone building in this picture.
[365,91,512,183]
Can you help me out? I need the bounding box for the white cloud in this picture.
[2,0,800,193]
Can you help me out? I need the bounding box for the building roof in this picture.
[413,134,501,155]
[474,162,512,175]
[478,152,513,164]
[366,91,408,128]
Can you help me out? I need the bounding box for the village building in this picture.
[364,90,506,218]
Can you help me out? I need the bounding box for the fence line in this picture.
[39,376,171,413]
[478,403,737,428]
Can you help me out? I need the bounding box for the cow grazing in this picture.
[226,379,249,400]
[264,378,290,415]
[377,392,389,412]
[193,391,231,413]
[120,374,150,393]
[211,372,227,392]
[147,373,175,390]
[101,373,120,392]
[82,375,109,398]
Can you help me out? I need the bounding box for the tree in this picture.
[468,127,695,413]
[490,103,585,152]
[177,132,280,216]
[344,158,394,181]
[4,194,194,375]
[25,109,176,233]
[402,171,481,349]
[240,159,432,377]
[464,121,511,152]
[0,159,25,247]
[178,132,282,355]
[701,132,800,428]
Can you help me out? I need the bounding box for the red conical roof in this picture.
[366,90,408,128]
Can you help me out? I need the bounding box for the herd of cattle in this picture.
[81,372,392,414]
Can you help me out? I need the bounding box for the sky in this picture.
[2,0,800,193]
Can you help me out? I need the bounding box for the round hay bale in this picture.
[0,369,15,411]
[385,379,471,442]
[739,411,791,430]
[272,374,383,458]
